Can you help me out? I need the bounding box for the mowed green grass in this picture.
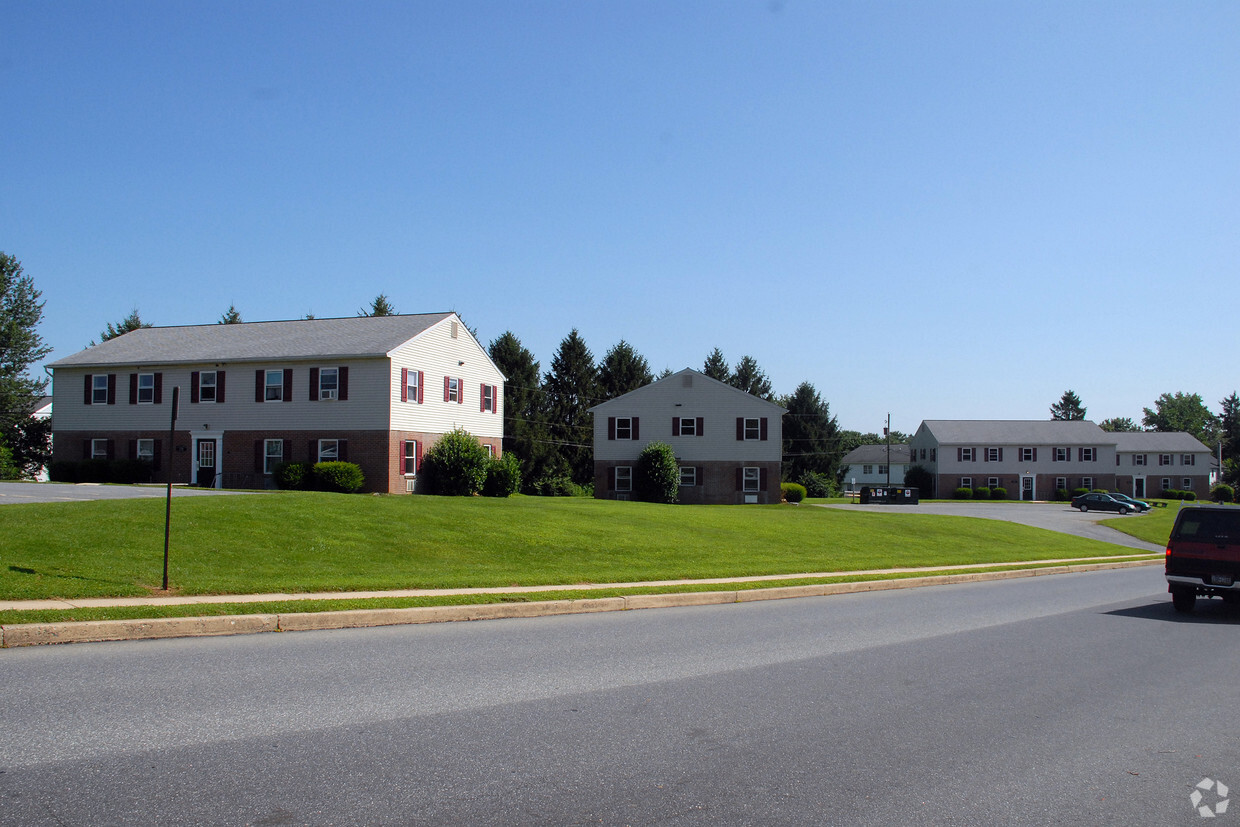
[0,493,1150,601]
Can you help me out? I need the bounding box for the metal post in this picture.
[163,386,179,590]
[885,413,892,486]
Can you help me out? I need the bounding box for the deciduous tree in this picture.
[0,253,52,476]
[1143,392,1218,444]
[1099,417,1141,432]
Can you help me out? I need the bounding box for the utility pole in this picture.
[163,386,179,590]
[885,413,892,486]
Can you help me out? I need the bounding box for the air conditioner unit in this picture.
[320,390,337,400]
[405,478,416,493]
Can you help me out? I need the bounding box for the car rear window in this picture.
[1174,510,1240,542]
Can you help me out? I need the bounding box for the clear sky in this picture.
[4,0,1237,435]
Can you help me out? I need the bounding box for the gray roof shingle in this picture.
[918,420,1107,444]
[48,313,455,368]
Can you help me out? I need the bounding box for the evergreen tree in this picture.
[780,381,840,482]
[542,329,599,486]
[93,308,150,345]
[1050,390,1087,420]
[0,253,52,476]
[1143,392,1218,444]
[703,348,730,382]
[731,355,774,400]
[1220,393,1240,487]
[219,304,243,324]
[488,331,553,488]
[597,340,653,401]
[360,294,396,316]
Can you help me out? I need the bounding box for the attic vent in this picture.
[450,321,459,339]
[683,375,693,388]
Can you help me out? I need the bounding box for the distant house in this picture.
[840,444,912,492]
[589,368,786,504]
[47,313,504,494]
[27,396,53,481]
[909,420,1213,500]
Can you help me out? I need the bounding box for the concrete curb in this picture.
[0,559,1159,648]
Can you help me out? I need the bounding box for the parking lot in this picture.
[0,481,245,504]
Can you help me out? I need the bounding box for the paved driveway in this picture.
[0,481,245,504]
[819,501,1166,552]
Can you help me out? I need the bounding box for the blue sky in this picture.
[4,1,1237,434]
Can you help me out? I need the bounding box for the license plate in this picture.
[1210,574,1234,587]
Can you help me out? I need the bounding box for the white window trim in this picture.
[742,466,761,492]
[264,439,283,475]
[137,439,155,463]
[961,477,973,488]
[91,438,108,460]
[615,466,633,492]
[679,417,697,436]
[137,373,155,404]
[403,440,418,476]
[447,377,461,404]
[319,367,339,401]
[318,439,339,463]
[199,370,217,403]
[92,375,108,404]
[679,466,697,486]
[265,370,284,401]
[743,418,761,441]
[615,417,633,440]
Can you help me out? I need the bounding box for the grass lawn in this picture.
[0,492,1153,602]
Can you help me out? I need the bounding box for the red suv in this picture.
[1165,505,1240,613]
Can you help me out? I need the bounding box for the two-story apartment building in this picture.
[840,444,912,492]
[48,312,504,494]
[1112,431,1214,499]
[589,368,786,504]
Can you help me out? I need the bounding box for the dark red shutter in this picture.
[308,440,317,462]
[607,467,616,490]
[309,367,319,401]
[282,369,293,402]
[697,417,704,436]
[82,439,91,459]
[696,466,703,484]
[736,418,744,440]
[759,418,768,441]
[417,372,424,403]
[997,447,1003,462]
[105,439,115,460]
[608,417,616,440]
[338,440,348,462]
[255,370,265,402]
[458,378,464,405]
[401,368,409,402]
[283,440,291,464]
[338,367,348,401]
[128,439,137,459]
[480,383,486,412]
[191,372,200,403]
[129,373,138,405]
[958,447,964,462]
[632,418,639,440]
[152,440,162,471]
[153,372,162,404]
[107,374,116,405]
[760,468,768,489]
[444,376,450,402]
[254,440,264,472]
[1032,448,1037,462]
[672,418,680,436]
[84,375,93,405]
[736,468,743,491]
[983,449,989,462]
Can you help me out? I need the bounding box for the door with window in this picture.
[1021,476,1034,501]
[1134,477,1146,498]
[195,438,218,488]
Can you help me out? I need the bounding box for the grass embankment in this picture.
[2,492,1153,602]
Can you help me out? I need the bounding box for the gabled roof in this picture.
[842,444,912,464]
[588,368,787,414]
[1112,431,1212,453]
[916,420,1107,445]
[48,313,456,368]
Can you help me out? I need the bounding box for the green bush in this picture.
[482,452,521,498]
[1211,483,1235,503]
[312,461,365,494]
[903,465,934,496]
[634,441,680,504]
[972,487,991,500]
[1053,489,1071,502]
[1161,488,1197,501]
[49,460,80,483]
[781,482,806,503]
[530,475,586,497]
[0,445,18,480]
[274,461,314,491]
[797,471,835,499]
[954,487,973,499]
[421,427,489,496]
[1070,488,1090,499]
[108,459,153,484]
[990,487,1008,500]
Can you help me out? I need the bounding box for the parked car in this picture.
[1165,505,1240,613]
[1070,492,1135,514]
[1107,492,1152,512]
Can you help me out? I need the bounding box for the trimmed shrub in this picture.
[634,441,679,504]
[972,487,991,500]
[274,461,314,491]
[954,487,974,499]
[421,427,489,496]
[530,475,587,497]
[1070,488,1090,499]
[990,486,1008,500]
[0,445,18,480]
[1161,489,1197,501]
[482,452,521,498]
[903,465,934,496]
[1053,489,1071,502]
[312,461,365,494]
[781,482,807,503]
[1211,483,1235,504]
[49,460,80,483]
[798,471,835,499]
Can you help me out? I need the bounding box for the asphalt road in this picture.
[1,566,1235,826]
[0,481,244,504]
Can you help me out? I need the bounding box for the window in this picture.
[403,440,418,475]
[446,377,461,404]
[402,369,422,404]
[1183,455,1196,466]
[265,370,284,401]
[679,467,697,486]
[1054,447,1069,462]
[985,448,1002,462]
[676,417,698,436]
[960,447,975,462]
[862,465,874,475]
[615,417,634,440]
[1162,478,1171,490]
[1055,477,1067,491]
[136,439,155,463]
[481,384,496,413]
[91,439,109,460]
[199,371,217,403]
[1184,478,1193,490]
[920,448,927,460]
[319,368,339,400]
[987,477,1000,489]
[742,418,762,441]
[264,439,283,475]
[1080,447,1096,462]
[318,439,339,463]
[878,465,888,475]
[1082,477,1094,490]
[930,449,936,462]
[1159,454,1173,466]
[742,467,761,492]
[1133,454,1146,466]
[484,443,494,457]
[1020,447,1035,462]
[137,373,155,404]
[92,374,109,405]
[614,466,632,492]
[961,477,973,488]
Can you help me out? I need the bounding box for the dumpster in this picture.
[859,486,920,505]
